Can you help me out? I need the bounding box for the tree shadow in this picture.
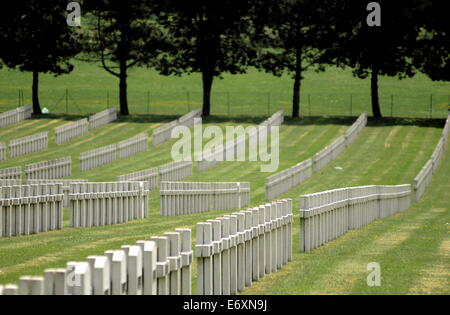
[30,113,446,128]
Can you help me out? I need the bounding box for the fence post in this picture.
[308,95,311,116]
[391,95,394,117]
[187,91,190,112]
[430,94,433,119]
[350,94,353,116]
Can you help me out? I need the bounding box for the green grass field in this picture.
[1,60,449,118]
[0,113,447,294]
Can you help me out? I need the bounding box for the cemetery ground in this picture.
[0,112,448,294]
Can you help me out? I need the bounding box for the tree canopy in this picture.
[253,0,339,118]
[330,0,420,118]
[82,0,166,115]
[0,0,80,114]
[156,0,257,116]
[0,1,446,118]
[413,0,450,82]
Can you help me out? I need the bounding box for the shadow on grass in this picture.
[31,113,447,128]
[367,117,445,128]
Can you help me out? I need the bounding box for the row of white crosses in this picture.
[118,168,159,191]
[16,106,33,121]
[25,157,72,180]
[443,114,450,143]
[266,159,312,201]
[117,161,193,193]
[55,119,89,145]
[0,183,64,238]
[8,132,48,159]
[1,179,22,187]
[27,179,88,207]
[0,143,5,161]
[0,105,32,128]
[56,108,119,145]
[414,114,449,201]
[88,108,117,130]
[178,108,203,128]
[313,136,346,172]
[344,112,368,146]
[0,108,22,128]
[0,229,193,295]
[159,161,193,182]
[0,167,22,180]
[153,109,202,146]
[80,133,149,172]
[80,144,117,172]
[300,185,411,252]
[414,160,434,202]
[197,111,285,172]
[197,128,258,173]
[196,199,293,295]
[313,112,367,172]
[160,182,251,216]
[265,113,368,200]
[69,182,149,228]
[118,134,148,159]
[153,120,179,147]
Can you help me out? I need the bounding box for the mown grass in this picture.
[242,119,449,295]
[0,114,446,295]
[0,61,449,118]
[0,115,349,285]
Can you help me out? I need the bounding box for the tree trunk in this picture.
[292,55,302,118]
[119,59,129,116]
[32,71,42,115]
[371,64,382,119]
[202,70,214,117]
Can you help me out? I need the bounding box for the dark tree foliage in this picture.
[331,0,420,119]
[253,0,339,118]
[0,0,80,114]
[156,0,257,116]
[413,1,450,82]
[83,0,166,115]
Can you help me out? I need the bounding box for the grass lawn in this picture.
[243,127,450,295]
[0,61,449,118]
[0,115,350,286]
[0,114,447,295]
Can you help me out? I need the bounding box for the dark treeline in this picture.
[0,0,448,118]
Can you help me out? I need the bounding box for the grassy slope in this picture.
[242,119,449,295]
[0,115,446,296]
[0,115,349,285]
[0,61,449,118]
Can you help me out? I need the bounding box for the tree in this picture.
[331,1,419,118]
[0,0,80,114]
[413,1,450,82]
[156,0,257,116]
[83,0,165,116]
[253,0,338,118]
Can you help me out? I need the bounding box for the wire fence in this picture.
[6,89,450,119]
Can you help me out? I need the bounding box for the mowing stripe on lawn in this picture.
[241,121,445,295]
[0,119,348,284]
